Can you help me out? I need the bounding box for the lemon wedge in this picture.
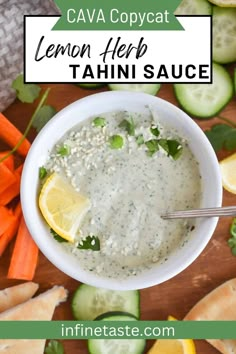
[220,153,236,194]
[148,316,196,354]
[208,0,236,6]
[39,173,91,242]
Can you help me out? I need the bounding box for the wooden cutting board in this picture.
[1,74,236,353]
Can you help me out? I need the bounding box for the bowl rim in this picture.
[21,91,222,290]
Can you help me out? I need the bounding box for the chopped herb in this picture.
[50,229,68,243]
[205,124,236,152]
[33,105,57,132]
[145,139,159,156]
[119,118,135,136]
[231,218,236,238]
[158,139,183,160]
[93,117,106,127]
[109,135,124,149]
[167,140,183,160]
[228,218,236,256]
[136,134,144,146]
[150,125,160,137]
[158,138,169,153]
[45,340,64,354]
[39,166,47,180]
[78,235,100,251]
[12,74,41,103]
[57,144,71,156]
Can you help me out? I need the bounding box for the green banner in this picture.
[0,321,236,339]
[53,0,183,31]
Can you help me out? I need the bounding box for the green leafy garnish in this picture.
[109,135,124,149]
[158,138,169,153]
[158,139,183,160]
[228,218,236,256]
[145,139,159,156]
[231,218,236,238]
[136,134,144,146]
[78,235,100,251]
[150,125,160,137]
[33,105,57,132]
[57,144,71,156]
[45,340,64,354]
[93,117,106,127]
[39,166,47,180]
[205,124,236,152]
[166,140,183,160]
[50,229,68,243]
[12,74,41,103]
[119,118,135,136]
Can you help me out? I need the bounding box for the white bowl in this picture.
[21,91,222,290]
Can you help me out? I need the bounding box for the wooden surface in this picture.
[1,71,236,353]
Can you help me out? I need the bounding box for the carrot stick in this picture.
[15,164,24,176]
[0,174,20,206]
[7,215,39,280]
[0,203,22,256]
[0,206,15,235]
[0,152,14,171]
[0,163,16,194]
[0,164,24,205]
[0,113,31,157]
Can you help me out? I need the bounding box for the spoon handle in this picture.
[161,206,236,219]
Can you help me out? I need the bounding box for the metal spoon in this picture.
[161,206,236,219]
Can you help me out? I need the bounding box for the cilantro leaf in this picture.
[150,125,160,137]
[33,105,57,132]
[145,139,159,156]
[158,138,169,153]
[158,139,183,160]
[119,118,135,136]
[109,135,124,149]
[45,340,64,354]
[230,218,236,238]
[78,235,100,251]
[224,130,236,150]
[12,74,41,103]
[167,140,183,160]
[136,134,144,146]
[205,124,236,152]
[50,229,68,243]
[39,166,48,180]
[93,117,106,127]
[57,144,71,156]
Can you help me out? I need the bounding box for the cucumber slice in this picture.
[208,0,236,7]
[174,63,233,118]
[95,311,138,321]
[175,0,212,15]
[108,84,161,96]
[213,7,236,64]
[88,313,146,354]
[71,284,140,320]
[76,84,105,89]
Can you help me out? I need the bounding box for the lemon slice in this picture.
[220,153,236,194]
[148,316,196,354]
[147,338,196,354]
[39,173,91,242]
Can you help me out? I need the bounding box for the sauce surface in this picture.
[45,110,202,279]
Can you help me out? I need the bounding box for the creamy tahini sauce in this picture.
[45,110,202,279]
